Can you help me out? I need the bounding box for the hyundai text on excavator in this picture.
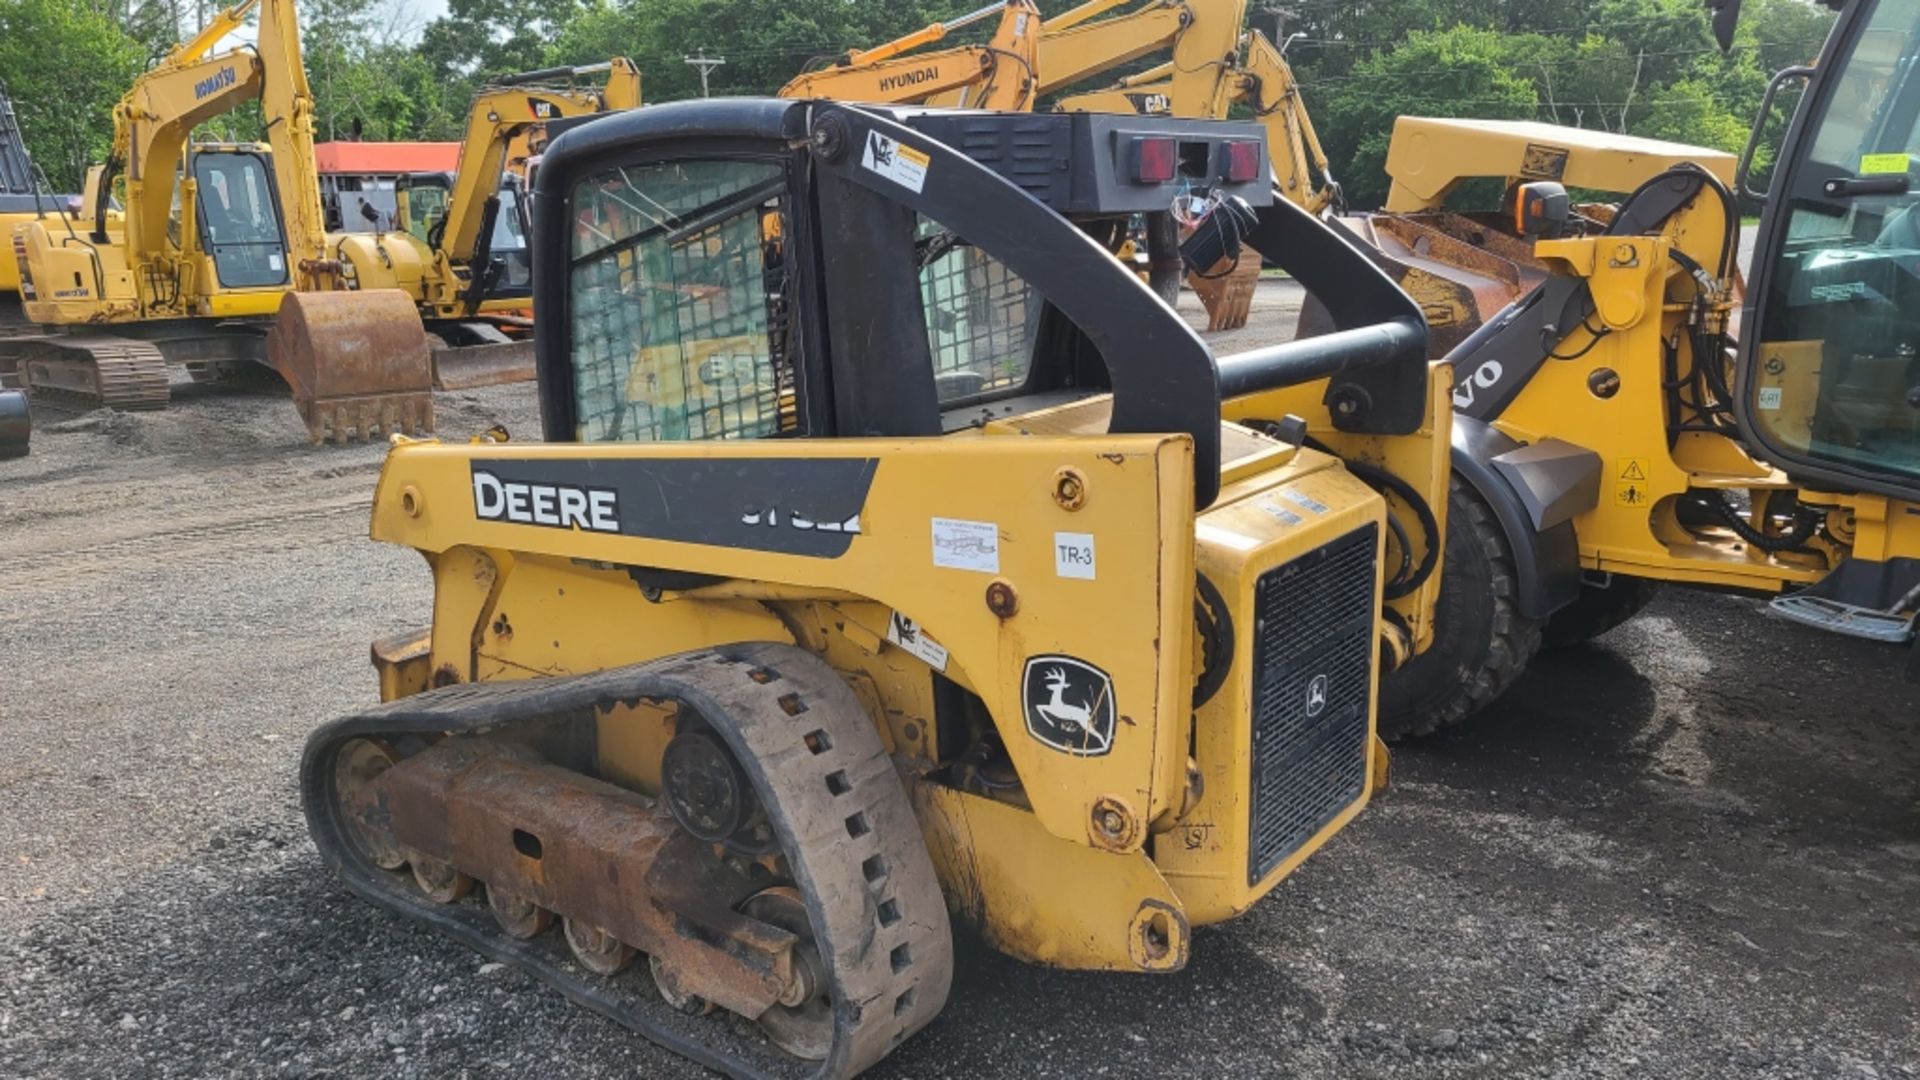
[302,101,1453,1076]
[1377,0,1920,736]
[778,1,1040,112]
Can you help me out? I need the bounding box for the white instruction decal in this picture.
[1758,386,1784,410]
[1281,489,1330,514]
[1054,531,1096,580]
[1262,502,1305,527]
[886,612,949,672]
[860,131,929,194]
[932,517,999,573]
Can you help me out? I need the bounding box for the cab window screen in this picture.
[568,159,794,443]
[916,218,1039,404]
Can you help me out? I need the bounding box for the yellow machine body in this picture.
[366,407,1396,966]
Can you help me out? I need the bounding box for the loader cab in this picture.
[398,171,532,296]
[1741,0,1920,499]
[533,100,1429,504]
[187,145,291,289]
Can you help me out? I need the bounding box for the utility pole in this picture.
[683,53,726,98]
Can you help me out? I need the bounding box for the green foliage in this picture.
[0,0,142,190]
[0,0,1843,208]
[1319,27,1540,207]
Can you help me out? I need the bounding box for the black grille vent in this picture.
[1247,523,1378,884]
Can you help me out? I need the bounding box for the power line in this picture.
[684,52,726,97]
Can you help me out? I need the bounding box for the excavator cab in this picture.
[1741,0,1920,500]
[190,146,292,289]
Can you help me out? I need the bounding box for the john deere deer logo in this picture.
[1021,656,1116,756]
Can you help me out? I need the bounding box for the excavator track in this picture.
[302,642,952,1080]
[16,335,170,412]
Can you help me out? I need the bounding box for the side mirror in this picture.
[1513,181,1571,239]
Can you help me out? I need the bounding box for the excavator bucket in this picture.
[267,289,435,444]
[1188,254,1262,332]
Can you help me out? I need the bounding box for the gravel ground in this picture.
[0,283,1915,1079]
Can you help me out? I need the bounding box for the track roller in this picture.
[303,643,955,1079]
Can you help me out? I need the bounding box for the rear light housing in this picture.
[1129,136,1177,184]
[1223,139,1262,183]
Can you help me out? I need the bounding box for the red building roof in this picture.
[312,141,460,175]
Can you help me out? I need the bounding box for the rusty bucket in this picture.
[267,289,435,444]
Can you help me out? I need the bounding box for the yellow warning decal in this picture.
[1861,152,1911,175]
[1614,457,1651,508]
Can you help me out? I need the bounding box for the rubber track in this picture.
[301,642,953,1079]
[21,335,169,411]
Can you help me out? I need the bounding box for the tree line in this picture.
[0,0,1836,204]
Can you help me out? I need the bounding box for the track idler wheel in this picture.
[333,738,407,871]
[267,289,434,444]
[740,886,832,1060]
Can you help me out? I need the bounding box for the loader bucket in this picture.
[1296,212,1544,358]
[267,289,434,444]
[0,387,28,459]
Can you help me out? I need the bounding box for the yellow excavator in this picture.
[779,1,1040,110]
[6,0,435,437]
[330,60,643,390]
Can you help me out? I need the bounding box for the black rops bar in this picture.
[1215,195,1430,433]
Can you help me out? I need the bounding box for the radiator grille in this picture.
[1247,523,1378,884]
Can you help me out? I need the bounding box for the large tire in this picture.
[1541,576,1658,649]
[1378,475,1544,739]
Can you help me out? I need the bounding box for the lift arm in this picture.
[778,1,1040,110]
[437,60,643,267]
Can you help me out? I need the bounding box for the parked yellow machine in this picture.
[6,0,434,437]
[779,1,1040,110]
[333,60,643,388]
[1378,0,1920,735]
[303,101,1451,1077]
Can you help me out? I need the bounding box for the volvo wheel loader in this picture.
[6,0,435,439]
[1377,0,1920,737]
[304,99,1455,1077]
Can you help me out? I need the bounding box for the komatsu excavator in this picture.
[1378,0,1920,736]
[303,101,1454,1077]
[7,0,434,437]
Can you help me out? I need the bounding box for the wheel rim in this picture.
[741,887,832,1061]
[333,739,406,871]
[486,885,553,939]
[562,918,634,976]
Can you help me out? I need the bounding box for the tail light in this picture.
[1223,140,1262,183]
[1130,136,1177,184]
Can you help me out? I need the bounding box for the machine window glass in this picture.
[192,152,289,289]
[915,219,1040,404]
[567,158,795,443]
[1750,2,1920,487]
